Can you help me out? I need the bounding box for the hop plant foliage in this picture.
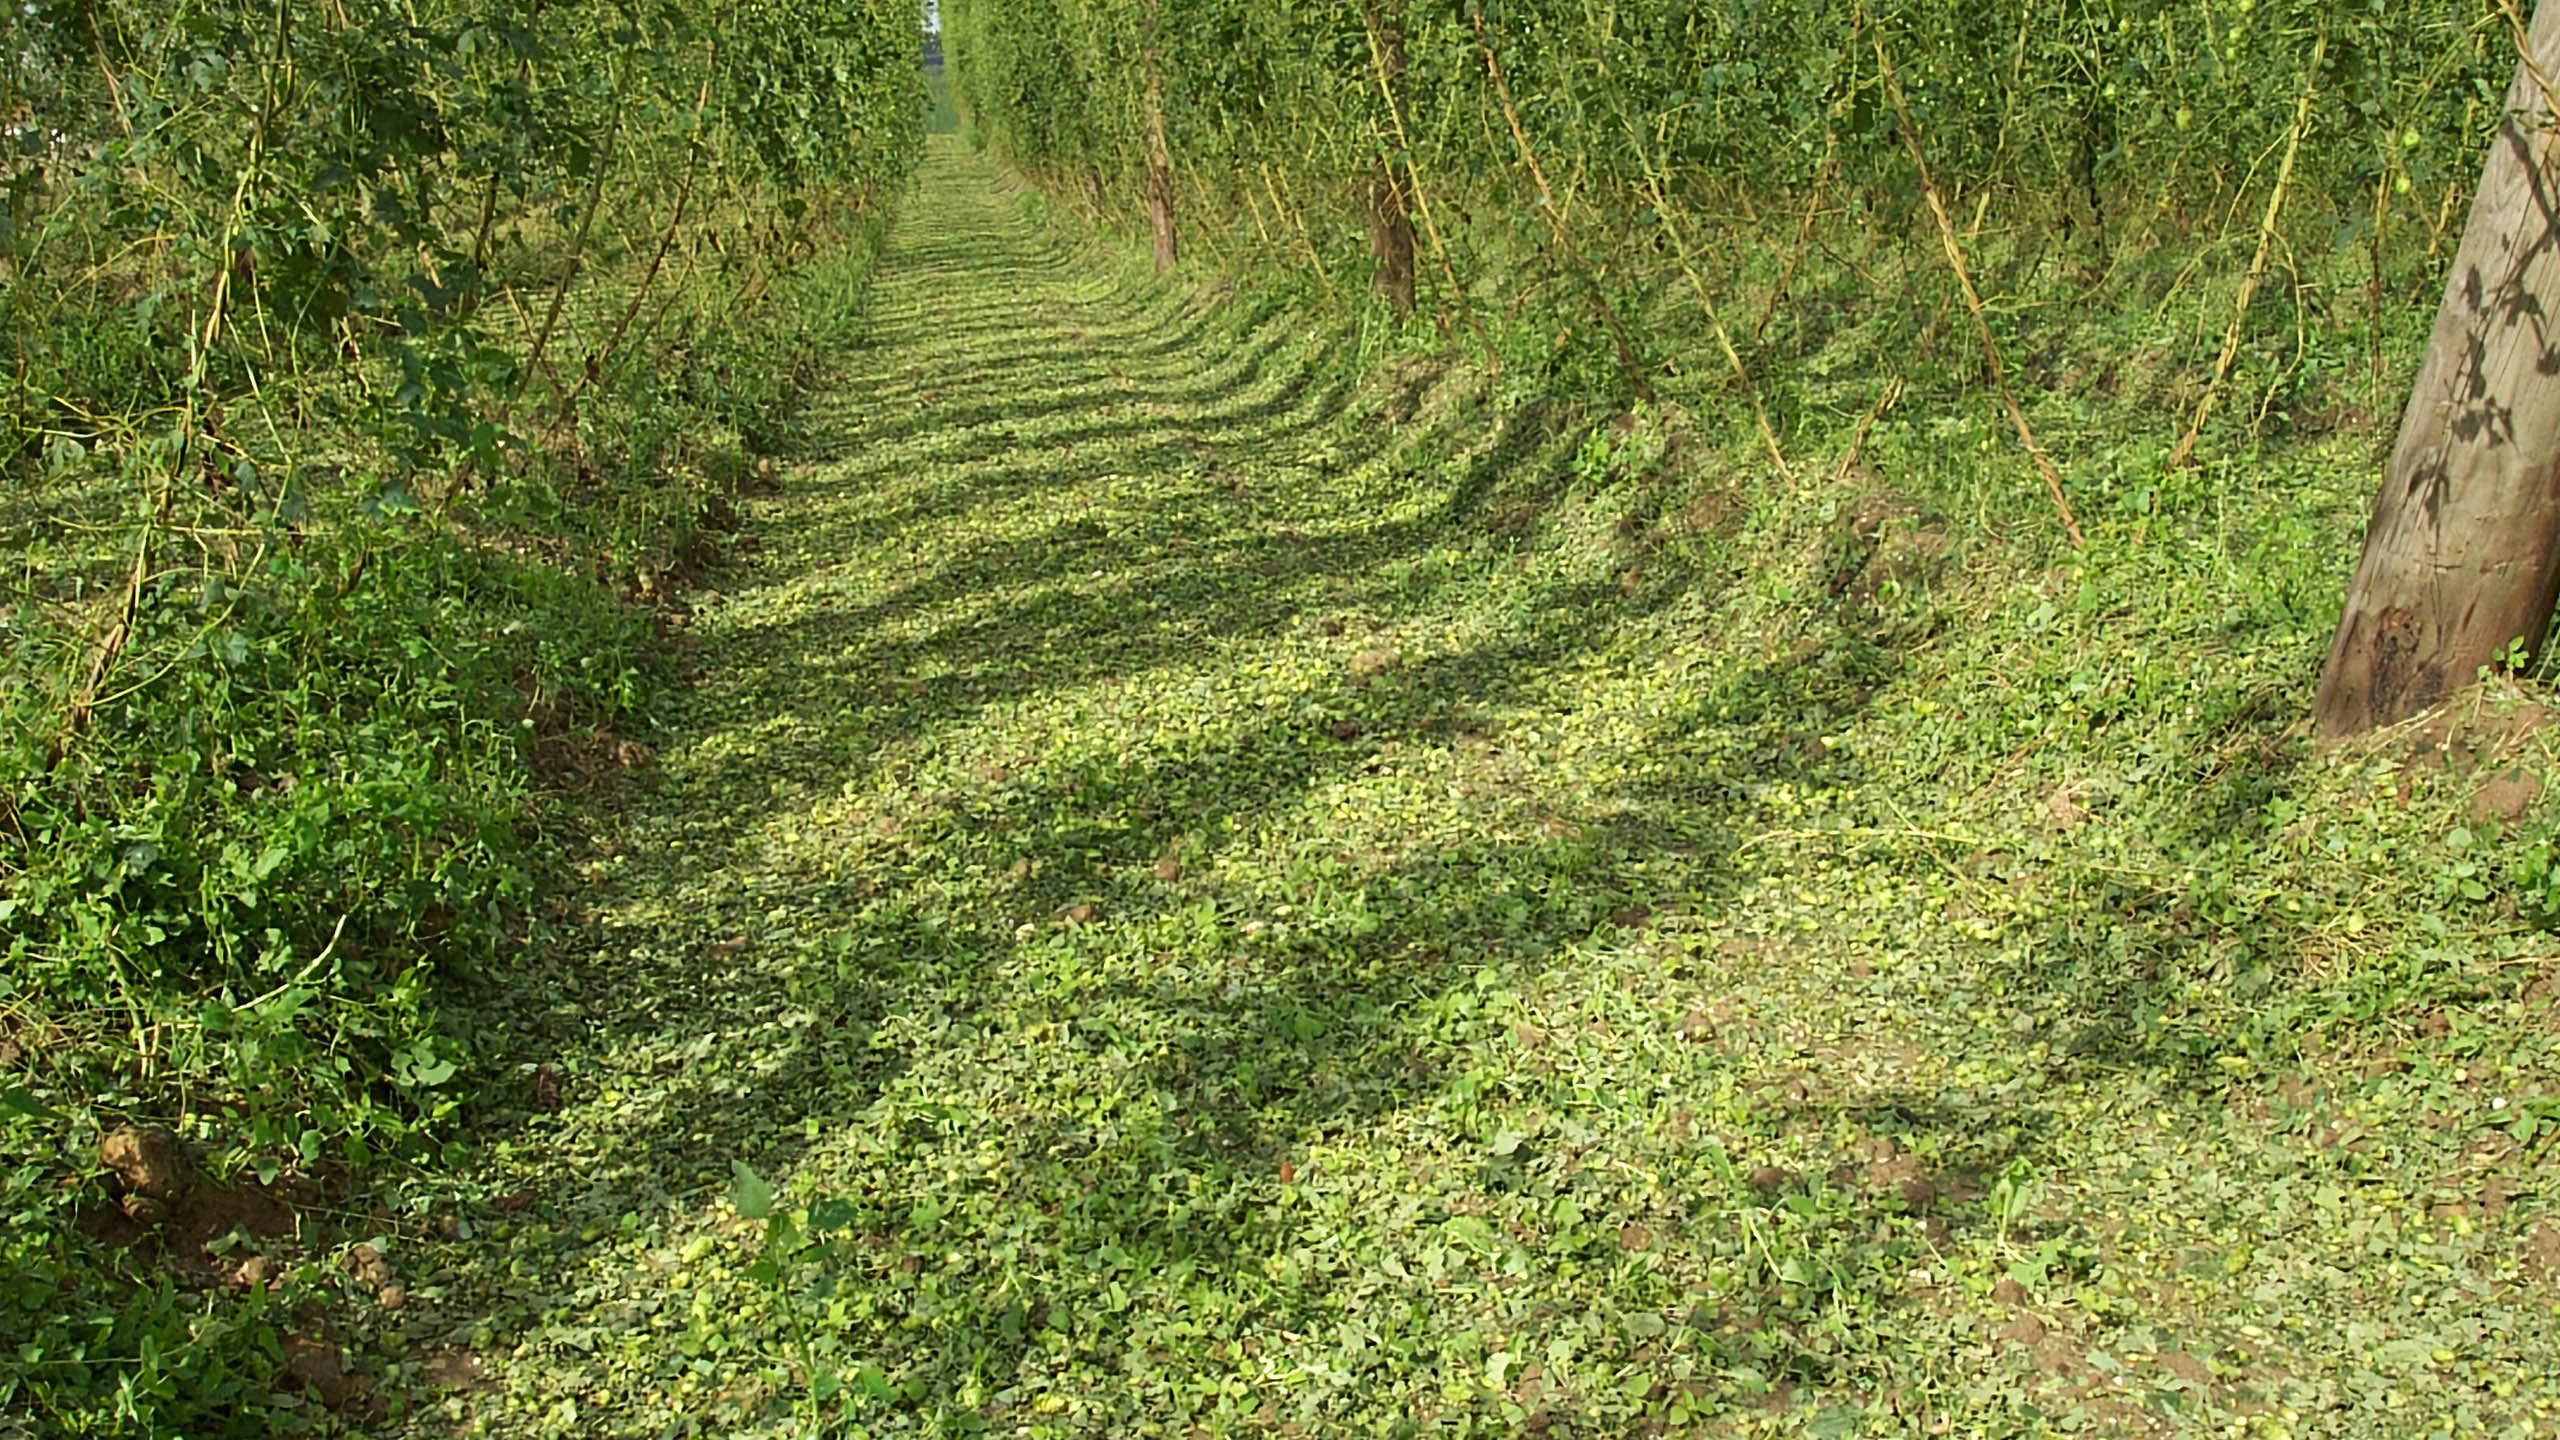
[945,0,2501,378]
[0,0,925,1431]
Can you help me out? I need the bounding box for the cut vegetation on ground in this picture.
[361,144,2560,1439]
[20,4,2560,1432]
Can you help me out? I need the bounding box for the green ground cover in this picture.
[340,141,2560,1438]
[0,2,922,1426]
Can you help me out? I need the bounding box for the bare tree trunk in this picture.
[2314,0,2560,737]
[1141,0,1178,273]
[1366,4,1416,317]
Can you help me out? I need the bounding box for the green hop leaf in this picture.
[731,1160,775,1221]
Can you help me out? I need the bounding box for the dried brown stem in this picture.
[1260,165,1337,305]
[2169,29,2326,471]
[1471,5,1650,399]
[1874,31,2084,549]
[1636,164,1792,483]
[1755,132,1840,342]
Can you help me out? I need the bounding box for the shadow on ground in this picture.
[408,141,2410,1440]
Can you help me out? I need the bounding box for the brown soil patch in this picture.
[2473,766,2542,824]
[281,1333,352,1409]
[81,1172,302,1265]
[2391,686,2553,775]
[421,1349,490,1391]
[2527,1221,2560,1283]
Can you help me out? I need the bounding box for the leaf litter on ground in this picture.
[383,140,2560,1440]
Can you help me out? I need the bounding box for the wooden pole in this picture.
[1140,0,1178,272]
[1362,3,1417,318]
[1361,16,1489,362]
[2314,0,2560,736]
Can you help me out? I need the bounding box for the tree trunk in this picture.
[1366,5,1416,317]
[1141,0,1178,273]
[2314,0,2560,738]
